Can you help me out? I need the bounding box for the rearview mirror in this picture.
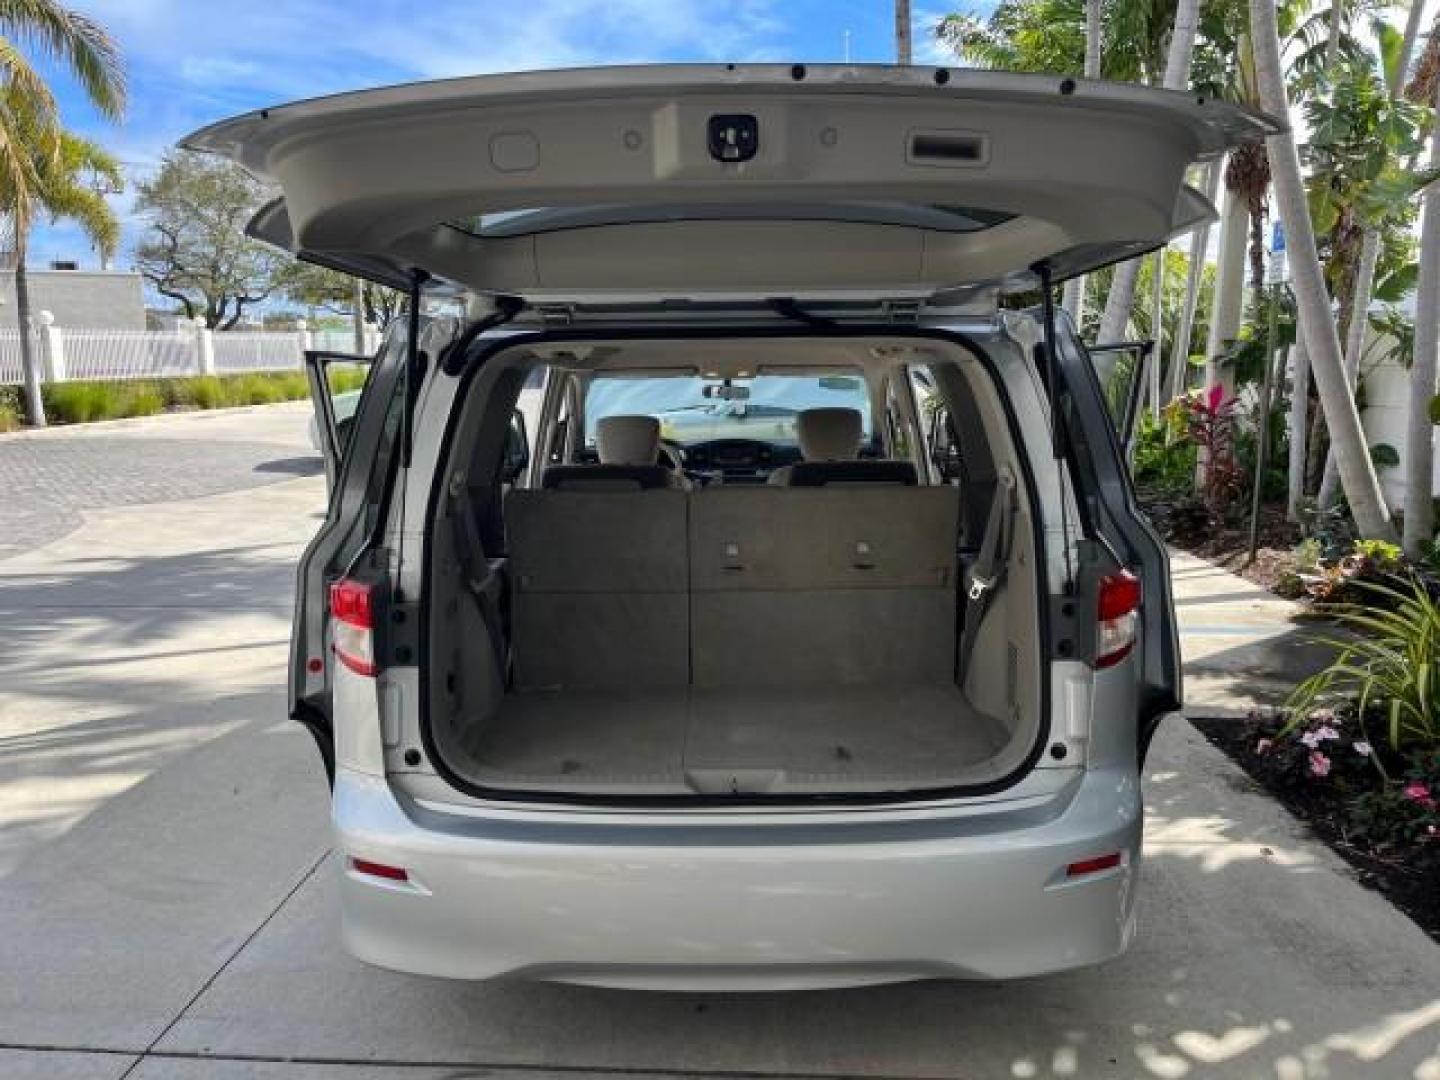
[703,383,751,401]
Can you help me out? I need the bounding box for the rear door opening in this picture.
[411,330,1093,804]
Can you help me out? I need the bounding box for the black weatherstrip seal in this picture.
[418,324,1055,809]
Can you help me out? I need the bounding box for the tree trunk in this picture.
[1098,0,1200,346]
[1204,185,1248,393]
[1287,325,1310,522]
[14,244,45,428]
[894,0,911,64]
[1403,82,1440,556]
[1325,0,1344,70]
[1250,0,1394,540]
[1317,228,1381,506]
[1169,160,1221,401]
[1149,249,1165,418]
[1097,260,1140,344]
[1163,0,1200,89]
[352,277,366,354]
[1394,3,1426,98]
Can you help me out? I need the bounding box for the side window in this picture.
[1087,340,1152,453]
[501,409,530,487]
[306,352,379,493]
[913,368,962,484]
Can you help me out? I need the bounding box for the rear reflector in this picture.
[1066,852,1122,878]
[330,578,378,677]
[350,857,408,882]
[1095,570,1141,669]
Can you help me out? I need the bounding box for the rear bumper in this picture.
[332,767,1141,990]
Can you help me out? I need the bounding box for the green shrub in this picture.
[1131,411,1197,494]
[122,384,166,417]
[1286,578,1440,752]
[9,371,327,428]
[328,365,368,394]
[181,376,222,410]
[44,382,116,423]
[1348,747,1440,844]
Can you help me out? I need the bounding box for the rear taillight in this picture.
[1095,570,1141,670]
[330,578,378,677]
[1066,852,1123,878]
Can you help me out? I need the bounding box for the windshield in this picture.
[584,373,872,447]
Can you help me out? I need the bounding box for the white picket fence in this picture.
[0,317,380,386]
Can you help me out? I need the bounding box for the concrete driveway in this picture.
[1,405,1438,1079]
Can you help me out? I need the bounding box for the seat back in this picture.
[506,489,689,690]
[785,460,918,486]
[542,464,671,490]
[688,487,960,688]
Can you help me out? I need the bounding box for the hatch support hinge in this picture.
[882,299,923,324]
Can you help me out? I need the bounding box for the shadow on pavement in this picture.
[254,457,324,477]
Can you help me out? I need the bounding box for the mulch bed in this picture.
[1138,486,1301,593]
[1192,714,1440,943]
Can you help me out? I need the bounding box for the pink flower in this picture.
[1308,751,1332,778]
[1255,738,1273,754]
[1402,782,1436,810]
[1300,726,1338,749]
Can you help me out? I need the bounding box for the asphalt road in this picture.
[1,404,1437,1079]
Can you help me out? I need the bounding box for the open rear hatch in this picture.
[182,64,1277,302]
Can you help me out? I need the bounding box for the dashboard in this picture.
[679,438,802,483]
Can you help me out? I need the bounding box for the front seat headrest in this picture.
[797,407,863,461]
[597,415,661,466]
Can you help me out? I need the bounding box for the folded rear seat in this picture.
[505,489,689,691]
[688,487,960,688]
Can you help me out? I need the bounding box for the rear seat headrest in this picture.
[597,415,661,466]
[797,408,863,461]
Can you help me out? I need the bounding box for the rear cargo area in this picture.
[451,685,1009,794]
[421,338,1047,801]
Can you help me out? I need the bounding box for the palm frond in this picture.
[0,0,124,117]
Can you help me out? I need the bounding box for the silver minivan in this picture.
[187,65,1272,991]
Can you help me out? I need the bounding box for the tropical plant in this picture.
[1180,383,1244,510]
[1,0,126,427]
[934,0,1172,82]
[1309,36,1432,507]
[1286,577,1440,752]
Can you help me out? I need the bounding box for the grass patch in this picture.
[16,371,325,427]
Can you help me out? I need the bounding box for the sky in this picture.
[29,0,977,271]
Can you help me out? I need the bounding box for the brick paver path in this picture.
[0,435,319,560]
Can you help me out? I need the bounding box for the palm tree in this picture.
[1248,0,1394,540]
[1403,16,1440,556]
[1,0,125,426]
[10,129,122,424]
